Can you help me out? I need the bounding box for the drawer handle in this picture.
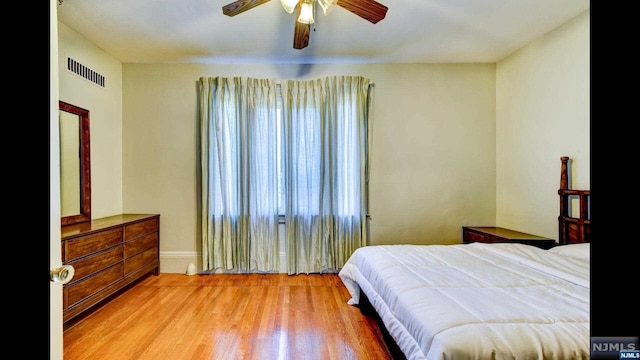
[50,265,75,284]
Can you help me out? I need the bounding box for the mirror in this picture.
[59,101,91,226]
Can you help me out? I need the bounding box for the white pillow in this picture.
[549,242,590,261]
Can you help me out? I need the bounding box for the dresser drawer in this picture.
[125,247,159,276]
[65,228,123,262]
[66,263,124,307]
[125,217,159,241]
[68,246,123,284]
[463,231,495,243]
[124,232,159,258]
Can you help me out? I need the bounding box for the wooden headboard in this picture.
[558,156,590,245]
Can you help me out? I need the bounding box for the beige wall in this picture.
[495,10,590,240]
[58,22,124,219]
[121,63,496,271]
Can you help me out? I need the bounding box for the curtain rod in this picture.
[274,80,374,86]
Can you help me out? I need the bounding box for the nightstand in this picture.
[462,226,556,250]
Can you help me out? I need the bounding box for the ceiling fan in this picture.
[222,0,388,50]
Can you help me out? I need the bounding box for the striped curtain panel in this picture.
[198,76,280,273]
[281,75,373,274]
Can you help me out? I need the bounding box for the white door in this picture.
[50,1,64,359]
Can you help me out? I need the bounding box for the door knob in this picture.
[50,264,75,284]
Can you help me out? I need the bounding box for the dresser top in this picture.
[463,226,551,240]
[62,214,159,239]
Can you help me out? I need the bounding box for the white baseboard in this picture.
[159,251,200,274]
[159,251,288,274]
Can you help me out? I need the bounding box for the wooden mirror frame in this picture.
[60,101,91,226]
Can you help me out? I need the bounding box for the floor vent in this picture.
[66,57,105,88]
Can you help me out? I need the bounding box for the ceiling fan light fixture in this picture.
[317,0,337,15]
[297,0,315,24]
[280,0,299,13]
[222,0,388,50]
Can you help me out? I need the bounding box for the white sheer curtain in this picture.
[198,76,280,273]
[281,76,372,274]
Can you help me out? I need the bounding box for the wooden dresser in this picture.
[61,213,160,323]
[462,226,556,250]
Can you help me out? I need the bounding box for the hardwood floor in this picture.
[63,273,395,360]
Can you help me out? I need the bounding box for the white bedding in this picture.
[338,242,590,360]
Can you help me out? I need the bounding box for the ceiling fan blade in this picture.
[337,0,387,24]
[222,0,271,17]
[293,4,310,49]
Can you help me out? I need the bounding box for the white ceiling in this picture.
[56,0,589,64]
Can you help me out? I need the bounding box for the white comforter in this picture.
[338,242,590,360]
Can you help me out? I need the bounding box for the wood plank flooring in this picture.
[63,273,394,360]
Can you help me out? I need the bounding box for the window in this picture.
[199,76,372,274]
[276,86,284,215]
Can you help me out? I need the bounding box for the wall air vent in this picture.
[66,57,105,88]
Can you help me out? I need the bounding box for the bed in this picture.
[338,156,591,359]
